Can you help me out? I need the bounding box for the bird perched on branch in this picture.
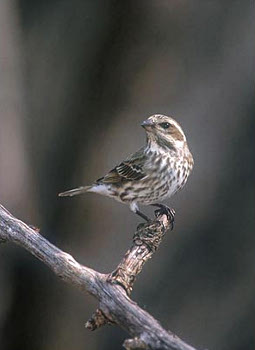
[59,114,193,227]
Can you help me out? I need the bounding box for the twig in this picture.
[0,204,198,350]
[109,217,169,295]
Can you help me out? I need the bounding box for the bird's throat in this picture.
[146,134,177,153]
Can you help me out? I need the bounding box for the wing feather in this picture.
[96,148,147,184]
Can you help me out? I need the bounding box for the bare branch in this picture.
[0,204,198,350]
[85,308,114,330]
[109,217,170,295]
[124,337,148,349]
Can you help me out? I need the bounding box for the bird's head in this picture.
[141,114,187,151]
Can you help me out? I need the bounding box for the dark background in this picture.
[0,1,254,350]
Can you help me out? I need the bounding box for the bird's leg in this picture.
[130,203,150,222]
[135,209,150,222]
[151,204,175,230]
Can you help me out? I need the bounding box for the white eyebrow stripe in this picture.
[170,120,186,140]
[149,114,186,141]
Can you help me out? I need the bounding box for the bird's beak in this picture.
[141,119,154,130]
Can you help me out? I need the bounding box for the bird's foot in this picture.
[151,204,175,230]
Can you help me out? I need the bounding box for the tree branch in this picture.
[0,204,198,350]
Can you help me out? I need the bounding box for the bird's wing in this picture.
[96,148,147,184]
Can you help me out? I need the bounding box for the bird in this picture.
[59,114,194,227]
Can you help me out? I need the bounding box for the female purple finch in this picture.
[59,114,194,226]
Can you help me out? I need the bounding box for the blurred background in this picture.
[0,1,254,349]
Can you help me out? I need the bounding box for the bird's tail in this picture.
[58,185,92,197]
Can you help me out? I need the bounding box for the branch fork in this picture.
[0,204,198,350]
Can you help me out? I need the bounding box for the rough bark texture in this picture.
[109,218,170,295]
[0,204,197,350]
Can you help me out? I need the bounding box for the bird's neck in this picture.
[145,136,192,164]
[145,135,178,155]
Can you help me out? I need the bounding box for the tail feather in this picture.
[58,185,92,197]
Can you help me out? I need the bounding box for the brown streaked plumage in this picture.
[59,114,194,224]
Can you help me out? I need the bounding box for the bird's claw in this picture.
[153,204,175,230]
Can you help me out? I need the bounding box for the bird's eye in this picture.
[159,122,171,129]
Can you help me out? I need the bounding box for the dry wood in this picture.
[109,217,170,295]
[0,204,198,350]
